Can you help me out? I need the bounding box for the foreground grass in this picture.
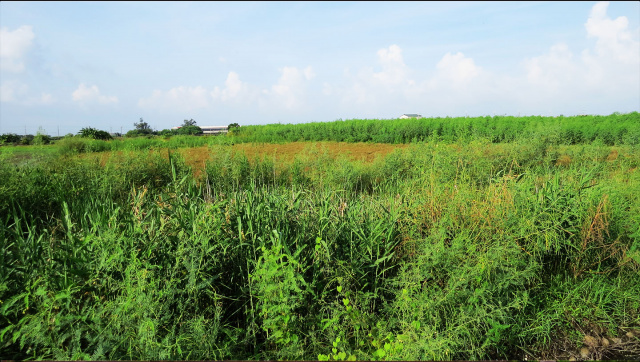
[1,139,639,360]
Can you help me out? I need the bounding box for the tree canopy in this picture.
[182,119,197,127]
[134,118,153,134]
[79,127,112,140]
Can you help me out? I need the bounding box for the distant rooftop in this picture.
[400,114,423,118]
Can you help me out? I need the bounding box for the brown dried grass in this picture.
[179,141,407,177]
[556,154,572,166]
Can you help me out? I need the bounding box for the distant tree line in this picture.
[1,118,241,146]
[1,127,53,146]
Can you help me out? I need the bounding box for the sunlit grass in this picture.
[1,137,638,360]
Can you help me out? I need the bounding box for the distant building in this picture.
[172,125,228,134]
[399,114,422,119]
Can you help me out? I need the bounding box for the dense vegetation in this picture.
[1,133,639,359]
[2,112,638,150]
[234,113,640,145]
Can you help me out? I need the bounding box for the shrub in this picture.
[79,127,113,140]
[0,133,21,145]
[33,132,52,145]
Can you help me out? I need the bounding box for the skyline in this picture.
[1,1,639,135]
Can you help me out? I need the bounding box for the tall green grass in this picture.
[3,113,637,160]
[1,140,639,360]
[235,112,640,145]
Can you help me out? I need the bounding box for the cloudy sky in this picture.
[1,1,638,135]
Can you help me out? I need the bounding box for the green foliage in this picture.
[251,233,307,358]
[127,118,154,137]
[19,135,33,145]
[0,133,21,145]
[78,127,112,140]
[182,119,197,127]
[175,125,202,135]
[1,137,639,360]
[227,112,640,146]
[32,132,52,146]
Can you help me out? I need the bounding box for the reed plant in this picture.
[1,139,638,360]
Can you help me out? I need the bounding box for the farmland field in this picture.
[1,114,639,360]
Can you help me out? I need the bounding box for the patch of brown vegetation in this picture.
[237,141,406,163]
[556,154,572,166]
[606,149,619,161]
[179,141,407,177]
[535,325,640,361]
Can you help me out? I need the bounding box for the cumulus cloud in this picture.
[138,86,208,111]
[1,81,55,105]
[211,71,258,103]
[331,45,420,109]
[322,1,638,117]
[137,66,316,115]
[262,66,316,110]
[435,52,481,85]
[585,1,639,63]
[372,44,411,86]
[0,25,35,72]
[520,0,639,101]
[0,82,28,102]
[72,83,118,105]
[523,43,575,90]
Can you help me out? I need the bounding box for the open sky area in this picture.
[1,1,639,135]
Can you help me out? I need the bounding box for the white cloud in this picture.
[330,45,419,109]
[372,44,410,86]
[322,2,638,117]
[1,81,55,105]
[303,66,316,81]
[0,82,27,102]
[585,1,639,63]
[261,66,315,110]
[139,66,316,113]
[519,1,639,100]
[523,43,575,90]
[72,83,118,105]
[0,25,35,72]
[40,93,54,105]
[435,52,481,85]
[138,85,209,111]
[211,71,258,103]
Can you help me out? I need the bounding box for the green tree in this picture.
[33,127,52,145]
[182,119,197,127]
[158,129,175,137]
[0,133,21,145]
[176,125,202,135]
[79,127,112,140]
[134,118,153,135]
[228,123,241,135]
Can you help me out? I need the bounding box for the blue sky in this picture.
[1,1,639,135]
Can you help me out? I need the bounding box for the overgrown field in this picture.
[1,136,639,360]
[235,112,640,145]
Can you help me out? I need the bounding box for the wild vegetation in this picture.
[0,113,639,360]
[234,112,640,145]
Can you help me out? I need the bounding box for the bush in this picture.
[57,136,89,155]
[175,125,203,135]
[0,133,21,145]
[33,132,52,145]
[20,135,33,145]
[79,127,113,140]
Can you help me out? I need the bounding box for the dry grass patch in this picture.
[179,141,407,177]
